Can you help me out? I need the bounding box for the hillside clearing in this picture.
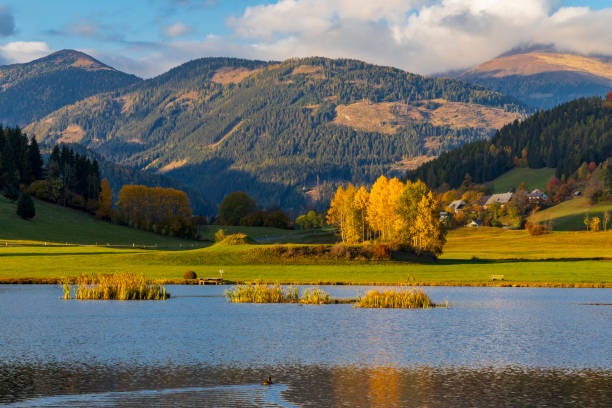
[490,167,555,193]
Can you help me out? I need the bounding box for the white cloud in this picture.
[0,41,51,64]
[163,22,194,38]
[31,0,611,79]
[222,0,612,75]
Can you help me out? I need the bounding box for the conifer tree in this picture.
[25,136,43,183]
[16,193,35,219]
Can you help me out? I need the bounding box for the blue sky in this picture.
[0,0,610,77]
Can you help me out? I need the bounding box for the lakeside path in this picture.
[1,228,611,287]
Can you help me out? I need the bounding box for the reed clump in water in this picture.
[225,282,334,304]
[63,273,170,300]
[355,286,435,308]
[301,287,332,304]
[225,282,299,303]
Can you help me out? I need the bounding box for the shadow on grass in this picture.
[0,251,126,257]
[430,257,612,266]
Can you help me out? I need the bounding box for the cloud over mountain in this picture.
[2,0,610,78]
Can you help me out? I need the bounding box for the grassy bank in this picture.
[531,197,612,231]
[1,228,611,287]
[0,195,203,247]
[0,195,333,246]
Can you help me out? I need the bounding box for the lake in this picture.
[0,285,610,407]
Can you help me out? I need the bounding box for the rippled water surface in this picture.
[0,285,610,407]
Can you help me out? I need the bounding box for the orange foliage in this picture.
[117,185,194,237]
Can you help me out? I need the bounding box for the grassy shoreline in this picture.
[0,278,609,288]
[1,228,611,288]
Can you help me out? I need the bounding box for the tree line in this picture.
[327,175,446,257]
[407,96,612,189]
[0,125,198,237]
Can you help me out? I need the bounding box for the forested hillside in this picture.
[63,144,214,215]
[26,56,526,212]
[0,50,140,126]
[407,96,612,188]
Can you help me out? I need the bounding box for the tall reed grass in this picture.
[225,282,299,303]
[225,282,333,304]
[301,287,332,304]
[63,273,170,300]
[355,286,435,308]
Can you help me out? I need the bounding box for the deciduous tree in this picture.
[96,179,115,220]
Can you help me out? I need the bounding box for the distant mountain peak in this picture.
[32,49,114,72]
[450,49,612,109]
[0,49,141,126]
[462,51,612,80]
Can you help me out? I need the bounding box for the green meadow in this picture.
[1,227,610,287]
[0,196,203,247]
[1,195,611,286]
[531,197,612,230]
[489,167,555,193]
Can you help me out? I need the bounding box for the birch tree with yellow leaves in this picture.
[367,176,404,241]
[327,184,360,243]
[407,191,446,255]
[327,175,446,256]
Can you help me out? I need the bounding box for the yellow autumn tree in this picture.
[367,175,404,241]
[354,186,370,242]
[327,175,446,255]
[117,185,194,237]
[327,184,360,243]
[409,191,446,256]
[342,184,361,244]
[327,186,347,240]
[95,178,115,221]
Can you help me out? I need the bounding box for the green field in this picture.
[0,196,325,247]
[0,196,205,247]
[531,197,612,231]
[490,167,555,193]
[197,225,337,244]
[1,227,610,287]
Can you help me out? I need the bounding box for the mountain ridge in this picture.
[24,55,527,212]
[452,50,612,109]
[0,49,141,126]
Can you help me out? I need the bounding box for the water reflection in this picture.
[1,363,610,407]
[0,285,610,406]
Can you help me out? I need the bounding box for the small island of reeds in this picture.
[225,282,347,304]
[355,287,439,308]
[63,273,170,300]
[225,282,441,308]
